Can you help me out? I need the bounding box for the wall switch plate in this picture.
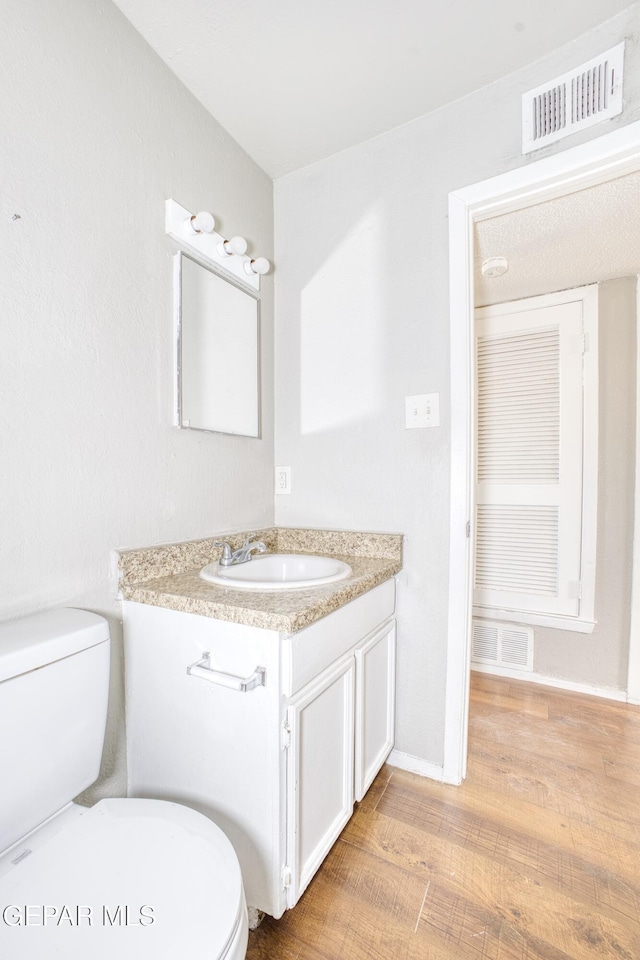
[405,393,440,429]
[275,465,291,495]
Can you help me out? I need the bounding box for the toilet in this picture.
[0,608,248,959]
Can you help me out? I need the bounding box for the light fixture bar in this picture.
[165,199,271,290]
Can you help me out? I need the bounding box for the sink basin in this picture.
[199,554,352,590]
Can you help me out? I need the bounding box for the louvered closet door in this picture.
[474,298,584,618]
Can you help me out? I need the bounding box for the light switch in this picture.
[405,393,440,429]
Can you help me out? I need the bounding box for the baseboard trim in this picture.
[471,662,628,702]
[387,750,445,781]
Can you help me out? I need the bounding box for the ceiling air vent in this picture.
[472,619,533,672]
[522,42,624,153]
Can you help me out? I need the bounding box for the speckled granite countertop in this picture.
[117,527,402,633]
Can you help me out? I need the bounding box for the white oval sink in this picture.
[199,554,352,590]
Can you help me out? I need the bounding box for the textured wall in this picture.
[274,4,640,767]
[0,0,274,799]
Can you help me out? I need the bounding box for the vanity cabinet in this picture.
[123,578,396,919]
[284,616,396,907]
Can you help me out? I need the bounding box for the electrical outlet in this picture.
[275,466,291,495]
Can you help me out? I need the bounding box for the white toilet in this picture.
[0,608,248,959]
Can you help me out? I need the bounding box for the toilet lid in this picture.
[0,798,245,959]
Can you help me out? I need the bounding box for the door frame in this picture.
[444,119,640,784]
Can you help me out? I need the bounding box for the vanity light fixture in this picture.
[244,257,270,276]
[217,235,248,258]
[185,210,216,235]
[166,198,271,291]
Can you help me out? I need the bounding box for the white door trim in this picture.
[445,119,640,785]
[628,275,640,705]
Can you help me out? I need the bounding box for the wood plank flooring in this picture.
[246,673,640,959]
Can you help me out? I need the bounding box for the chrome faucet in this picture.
[214,538,267,567]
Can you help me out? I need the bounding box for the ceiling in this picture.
[474,170,640,305]
[112,0,631,178]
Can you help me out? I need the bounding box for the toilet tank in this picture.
[0,608,110,853]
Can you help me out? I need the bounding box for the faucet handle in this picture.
[242,534,267,553]
[214,540,233,561]
[242,538,266,553]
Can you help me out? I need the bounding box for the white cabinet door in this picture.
[354,620,396,801]
[285,657,355,907]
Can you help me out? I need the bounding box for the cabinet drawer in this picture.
[282,579,395,697]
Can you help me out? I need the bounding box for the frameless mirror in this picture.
[175,252,260,437]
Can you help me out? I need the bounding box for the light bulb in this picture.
[186,211,215,235]
[228,235,248,255]
[218,235,248,257]
[244,257,270,276]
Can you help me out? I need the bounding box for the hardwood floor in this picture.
[246,673,640,959]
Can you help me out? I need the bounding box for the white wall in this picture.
[0,0,274,798]
[274,4,640,767]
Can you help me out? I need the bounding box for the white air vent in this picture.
[472,619,533,672]
[522,42,624,153]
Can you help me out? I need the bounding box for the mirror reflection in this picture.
[175,252,260,437]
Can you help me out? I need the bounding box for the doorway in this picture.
[444,119,640,785]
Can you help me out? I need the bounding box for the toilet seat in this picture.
[0,798,248,959]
